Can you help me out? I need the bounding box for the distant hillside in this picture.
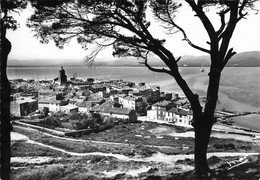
[8,51,260,67]
[95,51,260,67]
[180,51,260,67]
[7,59,84,67]
[226,51,260,67]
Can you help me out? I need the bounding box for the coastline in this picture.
[232,114,260,132]
[8,66,260,131]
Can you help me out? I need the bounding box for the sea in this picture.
[7,66,184,93]
[7,66,260,131]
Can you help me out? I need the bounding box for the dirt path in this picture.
[11,131,259,164]
[14,125,175,149]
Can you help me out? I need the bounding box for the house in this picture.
[98,91,109,98]
[49,100,62,112]
[166,107,193,126]
[167,107,193,127]
[121,87,133,96]
[38,99,52,110]
[39,99,68,112]
[90,84,106,93]
[147,100,176,121]
[60,104,78,114]
[138,85,160,102]
[121,95,142,110]
[110,94,119,103]
[91,107,137,122]
[175,100,191,110]
[118,94,126,104]
[180,102,192,111]
[38,89,56,100]
[77,101,93,113]
[87,95,105,105]
[11,98,38,116]
[164,93,173,101]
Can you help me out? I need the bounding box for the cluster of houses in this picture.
[147,100,193,127]
[10,67,194,127]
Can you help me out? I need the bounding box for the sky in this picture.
[6,1,260,65]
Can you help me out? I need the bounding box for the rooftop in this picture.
[91,106,133,115]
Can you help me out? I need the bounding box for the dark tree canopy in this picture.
[28,0,257,116]
[28,0,256,68]
[1,0,27,30]
[28,0,258,177]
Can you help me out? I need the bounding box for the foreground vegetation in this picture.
[13,120,260,157]
[10,140,260,180]
[11,118,260,179]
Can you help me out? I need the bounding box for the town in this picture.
[9,67,260,180]
[10,67,198,129]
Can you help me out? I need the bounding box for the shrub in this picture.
[208,156,221,166]
[37,116,62,129]
[74,117,97,130]
[64,174,96,180]
[213,143,236,150]
[15,166,65,180]
[43,107,49,117]
[72,113,106,130]
[41,166,65,180]
[70,113,82,120]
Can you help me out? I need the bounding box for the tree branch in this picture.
[141,57,171,74]
[182,37,210,54]
[219,1,239,60]
[185,0,217,42]
[216,8,229,37]
[176,56,181,63]
[220,48,236,70]
[236,0,249,23]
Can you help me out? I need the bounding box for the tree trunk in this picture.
[1,25,12,180]
[194,117,213,177]
[191,104,212,177]
[192,67,221,177]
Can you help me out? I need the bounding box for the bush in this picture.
[15,166,65,180]
[72,113,105,130]
[37,116,62,129]
[74,119,94,130]
[213,143,236,150]
[208,156,221,166]
[70,113,82,120]
[64,174,96,180]
[43,107,49,117]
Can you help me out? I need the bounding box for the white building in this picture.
[147,103,193,127]
[167,107,193,127]
[49,100,61,112]
[147,108,157,120]
[91,107,137,122]
[60,104,78,114]
[77,101,93,113]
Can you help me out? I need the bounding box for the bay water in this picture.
[7,66,260,130]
